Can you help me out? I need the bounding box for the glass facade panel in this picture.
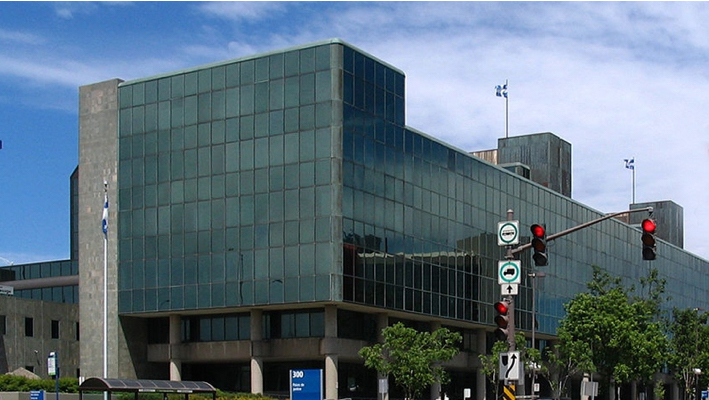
[118,43,340,313]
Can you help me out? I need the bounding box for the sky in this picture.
[0,1,708,265]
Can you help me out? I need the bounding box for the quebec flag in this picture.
[495,84,508,98]
[624,158,635,170]
[102,194,109,237]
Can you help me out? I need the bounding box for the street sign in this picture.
[499,351,521,380]
[581,381,599,397]
[498,260,521,285]
[498,220,520,246]
[501,283,518,295]
[378,379,388,394]
[47,352,57,376]
[290,369,323,400]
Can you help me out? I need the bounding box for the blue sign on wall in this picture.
[30,391,45,400]
[290,369,323,400]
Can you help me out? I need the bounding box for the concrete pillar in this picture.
[78,79,123,378]
[476,329,487,400]
[250,309,263,394]
[377,314,390,400]
[169,315,182,381]
[671,381,679,400]
[325,305,338,400]
[251,358,264,395]
[325,354,339,400]
[430,321,442,400]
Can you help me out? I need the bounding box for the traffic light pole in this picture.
[497,206,653,400]
[504,210,516,352]
[509,206,653,256]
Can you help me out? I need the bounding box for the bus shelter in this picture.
[79,378,217,400]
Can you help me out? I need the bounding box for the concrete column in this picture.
[250,309,263,395]
[430,321,442,400]
[377,314,390,400]
[251,358,264,395]
[476,329,487,400]
[324,305,338,400]
[169,315,182,381]
[671,381,679,400]
[325,354,339,400]
[78,79,123,378]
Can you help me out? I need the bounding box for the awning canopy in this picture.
[79,378,217,400]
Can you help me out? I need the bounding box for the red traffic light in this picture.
[641,218,657,260]
[493,300,511,342]
[494,301,509,315]
[642,219,656,234]
[530,224,548,265]
[531,224,545,238]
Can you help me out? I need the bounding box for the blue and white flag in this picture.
[102,193,109,237]
[624,158,635,170]
[495,83,508,98]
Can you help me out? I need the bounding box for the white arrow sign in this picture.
[499,351,521,381]
[501,283,518,295]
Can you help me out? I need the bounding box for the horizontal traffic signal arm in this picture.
[509,206,654,256]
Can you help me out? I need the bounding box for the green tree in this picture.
[543,329,594,399]
[668,308,709,400]
[478,332,539,400]
[479,339,511,400]
[359,322,461,400]
[556,266,667,399]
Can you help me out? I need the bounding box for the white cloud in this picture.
[0,28,45,45]
[52,1,100,19]
[198,1,287,22]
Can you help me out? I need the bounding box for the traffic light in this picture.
[494,300,511,342]
[530,224,548,266]
[641,218,657,260]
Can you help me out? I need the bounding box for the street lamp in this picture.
[694,368,702,400]
[528,271,546,396]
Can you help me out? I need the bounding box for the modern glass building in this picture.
[74,39,709,399]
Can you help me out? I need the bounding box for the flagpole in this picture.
[624,159,636,205]
[103,181,108,383]
[496,80,509,138]
[632,161,636,204]
[505,79,509,139]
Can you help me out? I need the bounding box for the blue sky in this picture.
[1,2,708,265]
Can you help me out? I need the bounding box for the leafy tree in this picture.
[555,266,667,399]
[479,339,511,400]
[478,332,540,400]
[668,308,709,400]
[543,328,594,399]
[359,322,461,400]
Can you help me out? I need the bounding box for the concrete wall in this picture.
[77,79,123,379]
[0,296,79,378]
